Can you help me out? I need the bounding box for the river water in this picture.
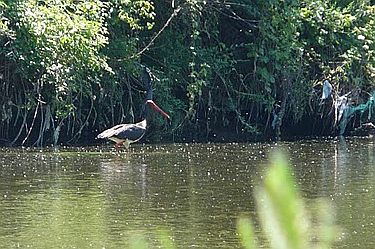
[0,138,374,248]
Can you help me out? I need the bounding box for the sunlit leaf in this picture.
[237,216,257,249]
[256,152,309,249]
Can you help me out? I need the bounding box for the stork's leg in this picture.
[114,142,124,152]
[124,141,130,150]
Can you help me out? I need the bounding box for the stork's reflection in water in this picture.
[99,156,149,202]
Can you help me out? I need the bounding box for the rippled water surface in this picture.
[0,138,374,248]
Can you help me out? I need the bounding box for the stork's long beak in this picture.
[146,100,171,122]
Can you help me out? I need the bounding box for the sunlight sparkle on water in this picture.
[0,139,374,248]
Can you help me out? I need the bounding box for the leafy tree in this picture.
[1,0,110,145]
[0,0,374,145]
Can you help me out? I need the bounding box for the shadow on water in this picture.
[0,139,374,248]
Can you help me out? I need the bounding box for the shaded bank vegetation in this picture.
[0,0,374,146]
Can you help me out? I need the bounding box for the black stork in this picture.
[96,67,170,150]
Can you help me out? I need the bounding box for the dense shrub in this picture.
[0,0,374,145]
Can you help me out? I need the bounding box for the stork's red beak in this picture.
[146,100,171,122]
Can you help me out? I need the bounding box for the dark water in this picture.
[0,138,374,248]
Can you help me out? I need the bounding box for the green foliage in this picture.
[116,0,155,30]
[237,216,257,249]
[237,152,337,249]
[0,0,113,145]
[0,0,375,144]
[10,0,110,78]
[0,1,10,36]
[257,153,309,249]
[300,0,375,94]
[0,0,157,145]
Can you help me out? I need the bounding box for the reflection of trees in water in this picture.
[288,138,374,200]
[332,137,349,190]
[313,137,375,197]
[1,142,373,248]
[0,152,79,240]
[285,138,374,248]
[0,151,110,248]
[98,144,258,248]
[333,137,375,188]
[98,155,154,247]
[331,138,375,248]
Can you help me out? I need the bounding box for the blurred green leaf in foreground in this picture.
[237,152,337,249]
[129,151,337,249]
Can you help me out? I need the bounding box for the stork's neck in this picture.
[140,104,150,120]
[137,119,147,128]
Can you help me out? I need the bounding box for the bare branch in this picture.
[128,6,182,59]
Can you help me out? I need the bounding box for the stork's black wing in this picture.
[115,124,146,141]
[97,122,146,142]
